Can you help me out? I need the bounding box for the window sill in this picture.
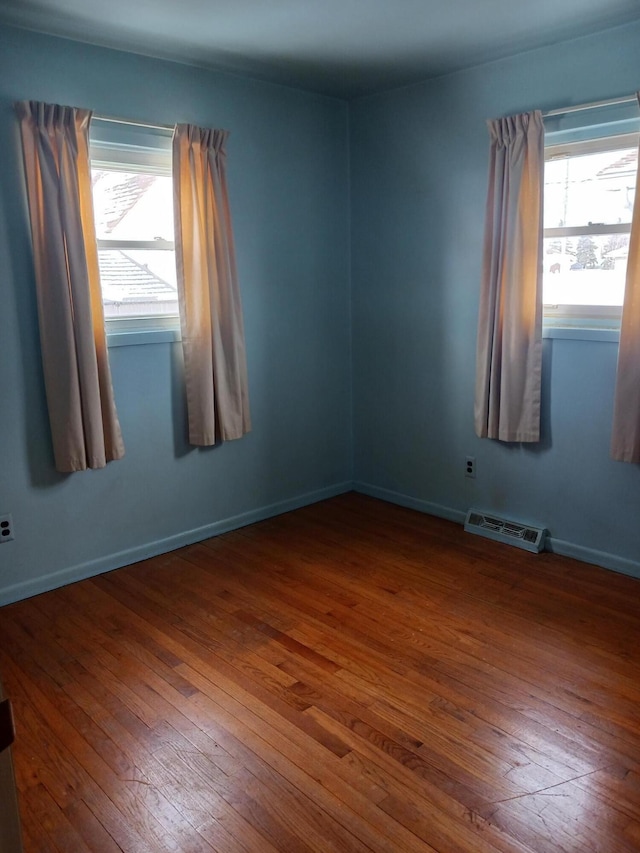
[107,327,181,347]
[542,326,619,342]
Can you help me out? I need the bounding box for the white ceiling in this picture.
[2,0,640,98]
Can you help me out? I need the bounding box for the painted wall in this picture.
[2,20,640,606]
[350,21,640,575]
[0,25,352,604]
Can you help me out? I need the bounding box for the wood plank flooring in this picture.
[1,493,640,852]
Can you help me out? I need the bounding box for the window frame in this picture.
[542,131,638,332]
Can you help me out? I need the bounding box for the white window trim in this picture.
[545,132,637,160]
[543,327,619,342]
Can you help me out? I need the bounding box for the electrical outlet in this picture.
[0,514,14,543]
[465,456,476,479]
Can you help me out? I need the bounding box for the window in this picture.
[543,132,638,328]
[89,119,178,333]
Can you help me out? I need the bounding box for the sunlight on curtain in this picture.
[611,93,640,463]
[173,124,251,446]
[474,111,544,442]
[16,101,124,472]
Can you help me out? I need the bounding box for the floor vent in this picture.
[464,509,546,553]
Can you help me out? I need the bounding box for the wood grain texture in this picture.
[1,493,640,852]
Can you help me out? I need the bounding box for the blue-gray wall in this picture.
[0,26,352,605]
[350,21,640,575]
[2,20,640,606]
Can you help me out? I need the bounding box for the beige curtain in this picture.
[474,111,544,442]
[16,101,124,472]
[611,96,640,463]
[173,124,251,445]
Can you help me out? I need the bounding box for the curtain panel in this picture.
[474,111,544,443]
[172,124,251,446]
[16,101,124,472]
[611,93,640,463]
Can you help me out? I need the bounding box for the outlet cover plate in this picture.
[0,514,14,543]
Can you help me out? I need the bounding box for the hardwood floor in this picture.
[1,493,640,852]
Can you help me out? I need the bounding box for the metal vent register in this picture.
[464,510,546,553]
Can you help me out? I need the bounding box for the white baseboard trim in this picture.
[353,481,467,525]
[354,480,640,580]
[5,480,637,606]
[0,482,353,607]
[546,538,640,580]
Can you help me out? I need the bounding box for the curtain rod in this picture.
[543,94,637,118]
[92,114,174,132]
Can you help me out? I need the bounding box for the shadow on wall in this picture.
[4,121,69,489]
[170,342,229,458]
[170,342,192,459]
[524,336,553,455]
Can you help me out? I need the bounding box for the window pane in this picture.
[544,147,637,229]
[543,234,628,306]
[92,169,174,242]
[98,249,178,320]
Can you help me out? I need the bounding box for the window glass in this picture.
[92,169,174,242]
[543,234,629,307]
[543,133,638,325]
[544,148,635,229]
[89,121,178,326]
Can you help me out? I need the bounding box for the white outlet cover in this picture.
[0,514,14,543]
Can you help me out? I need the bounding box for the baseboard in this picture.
[546,538,640,580]
[5,480,637,606]
[0,481,353,607]
[353,480,640,580]
[353,481,467,524]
